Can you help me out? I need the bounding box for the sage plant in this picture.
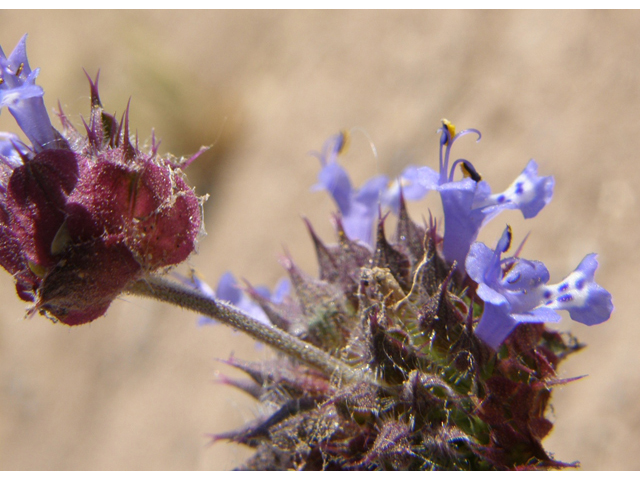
[1,35,613,470]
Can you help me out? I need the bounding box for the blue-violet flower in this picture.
[0,35,66,151]
[311,131,389,246]
[466,226,613,349]
[401,120,554,272]
[190,270,290,327]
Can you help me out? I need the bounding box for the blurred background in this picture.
[0,10,638,470]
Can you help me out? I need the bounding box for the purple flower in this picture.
[0,35,64,152]
[311,131,389,246]
[466,226,613,349]
[381,164,431,214]
[194,271,290,327]
[388,120,554,272]
[541,253,613,327]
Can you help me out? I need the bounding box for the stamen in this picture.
[437,121,482,184]
[336,129,350,156]
[438,130,446,180]
[501,257,517,279]
[441,119,456,145]
[448,159,480,182]
[439,119,455,182]
[496,225,512,254]
[460,160,482,182]
[505,271,521,284]
[16,63,24,77]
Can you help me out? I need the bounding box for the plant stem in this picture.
[126,275,370,384]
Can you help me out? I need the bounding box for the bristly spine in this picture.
[214,192,584,470]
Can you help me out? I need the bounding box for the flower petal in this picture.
[1,36,60,151]
[465,241,497,284]
[543,254,613,326]
[511,307,561,324]
[483,160,554,219]
[474,303,518,349]
[315,162,353,214]
[439,178,485,270]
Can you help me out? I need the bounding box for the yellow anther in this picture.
[16,63,24,77]
[460,161,482,182]
[441,118,456,142]
[336,129,351,156]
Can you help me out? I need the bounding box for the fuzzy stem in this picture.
[126,275,371,384]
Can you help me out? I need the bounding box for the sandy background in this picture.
[0,10,638,470]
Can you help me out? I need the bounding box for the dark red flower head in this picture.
[1,36,203,325]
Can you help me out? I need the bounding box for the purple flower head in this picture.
[0,35,64,152]
[388,120,554,273]
[311,131,389,247]
[196,271,290,327]
[1,36,203,326]
[467,226,613,349]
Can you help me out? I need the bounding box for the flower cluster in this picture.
[1,36,203,325]
[212,121,612,351]
[205,122,612,470]
[393,120,554,272]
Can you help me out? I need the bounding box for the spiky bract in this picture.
[216,199,581,470]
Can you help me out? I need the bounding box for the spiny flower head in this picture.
[205,123,612,470]
[0,35,203,325]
